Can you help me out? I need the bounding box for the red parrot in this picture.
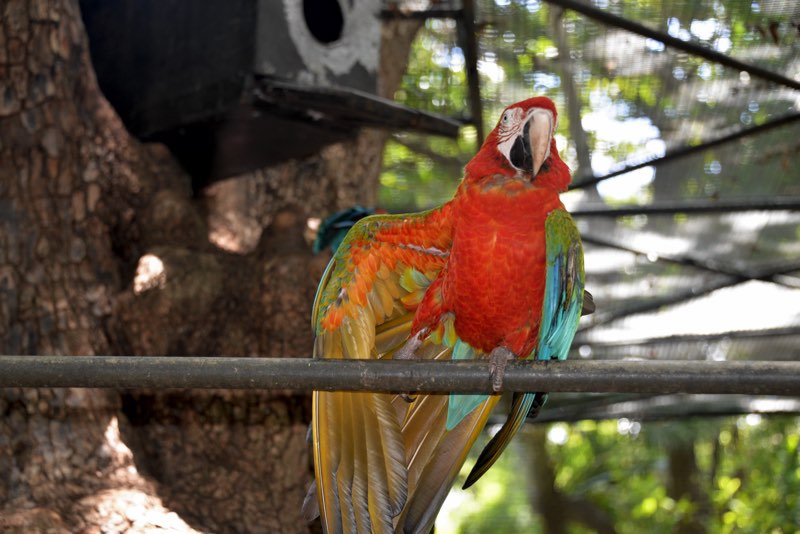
[304,96,587,533]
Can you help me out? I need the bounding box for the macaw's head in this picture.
[465,96,571,192]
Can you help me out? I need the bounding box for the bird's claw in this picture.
[395,331,427,402]
[489,347,516,393]
[394,330,425,360]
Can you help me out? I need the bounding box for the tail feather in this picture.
[462,392,547,489]
[349,395,372,532]
[362,396,395,533]
[398,397,499,533]
[301,480,319,522]
[374,394,409,515]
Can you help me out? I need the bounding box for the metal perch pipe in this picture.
[1,357,799,395]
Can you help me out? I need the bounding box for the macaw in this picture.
[304,96,587,533]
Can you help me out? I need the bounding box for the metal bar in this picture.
[581,233,800,289]
[579,261,800,332]
[1,357,800,395]
[569,112,800,191]
[459,0,485,143]
[543,0,800,91]
[572,198,800,217]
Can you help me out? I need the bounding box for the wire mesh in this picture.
[378,0,800,420]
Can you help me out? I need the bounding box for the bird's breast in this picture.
[441,184,562,355]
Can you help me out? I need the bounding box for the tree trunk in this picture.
[523,428,616,534]
[524,428,569,534]
[0,1,420,531]
[667,441,710,534]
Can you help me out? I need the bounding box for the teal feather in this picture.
[446,339,488,430]
[312,206,377,254]
[536,208,584,364]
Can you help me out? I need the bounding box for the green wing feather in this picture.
[463,208,585,489]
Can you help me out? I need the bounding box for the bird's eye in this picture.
[502,111,511,126]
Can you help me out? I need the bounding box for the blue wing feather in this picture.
[537,233,583,362]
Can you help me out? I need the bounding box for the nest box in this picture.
[80,0,459,184]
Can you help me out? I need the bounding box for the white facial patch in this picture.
[497,107,556,176]
[496,107,526,161]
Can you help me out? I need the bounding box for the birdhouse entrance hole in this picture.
[303,0,344,44]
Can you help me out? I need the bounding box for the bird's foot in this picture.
[393,330,426,360]
[488,347,516,393]
[399,393,416,403]
[394,330,427,402]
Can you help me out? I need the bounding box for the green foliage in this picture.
[437,433,543,534]
[438,416,800,533]
[710,417,800,533]
[379,131,474,210]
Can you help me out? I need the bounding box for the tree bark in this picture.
[0,1,420,531]
[667,441,710,534]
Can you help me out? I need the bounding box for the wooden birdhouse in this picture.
[79,0,459,184]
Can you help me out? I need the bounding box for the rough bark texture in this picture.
[0,1,420,531]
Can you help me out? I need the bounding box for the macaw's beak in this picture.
[509,109,554,178]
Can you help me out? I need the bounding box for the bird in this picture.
[303,96,588,533]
